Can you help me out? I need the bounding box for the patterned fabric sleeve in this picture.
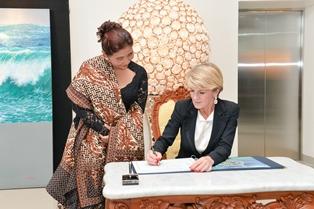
[137,70,148,112]
[72,102,109,136]
[66,64,93,110]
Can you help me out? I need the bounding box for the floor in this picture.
[1,162,313,209]
[298,160,314,168]
[0,188,57,209]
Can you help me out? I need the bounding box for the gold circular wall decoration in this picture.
[119,0,211,95]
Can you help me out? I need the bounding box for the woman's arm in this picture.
[152,101,184,155]
[147,101,184,165]
[209,104,240,165]
[72,102,109,136]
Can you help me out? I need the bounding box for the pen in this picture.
[191,155,198,160]
[128,162,133,175]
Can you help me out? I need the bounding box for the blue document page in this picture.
[212,156,284,171]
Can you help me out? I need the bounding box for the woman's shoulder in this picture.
[79,55,109,71]
[129,61,147,76]
[172,99,196,119]
[82,55,106,66]
[175,99,194,110]
[218,99,240,114]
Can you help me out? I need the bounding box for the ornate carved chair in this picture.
[143,112,152,160]
[151,86,190,159]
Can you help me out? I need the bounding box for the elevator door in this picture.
[238,11,302,160]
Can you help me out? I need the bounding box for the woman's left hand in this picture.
[189,156,214,172]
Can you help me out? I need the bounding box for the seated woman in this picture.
[146,63,239,172]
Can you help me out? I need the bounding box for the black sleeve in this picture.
[152,102,183,154]
[137,70,148,112]
[72,102,109,136]
[208,104,240,165]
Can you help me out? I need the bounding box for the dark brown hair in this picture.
[97,20,133,55]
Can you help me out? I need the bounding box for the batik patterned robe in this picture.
[47,55,145,208]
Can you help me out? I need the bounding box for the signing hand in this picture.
[146,150,162,166]
[189,156,214,172]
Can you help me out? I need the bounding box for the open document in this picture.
[131,156,284,175]
[132,158,195,175]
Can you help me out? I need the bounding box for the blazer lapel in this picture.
[185,102,199,154]
[203,100,228,153]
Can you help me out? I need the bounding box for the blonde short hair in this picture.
[185,63,223,92]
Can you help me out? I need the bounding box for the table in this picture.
[102,157,314,209]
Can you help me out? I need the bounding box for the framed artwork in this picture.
[0,8,53,189]
[0,8,52,123]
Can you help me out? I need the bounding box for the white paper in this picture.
[132,158,195,174]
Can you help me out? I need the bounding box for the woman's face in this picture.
[107,45,134,70]
[190,89,217,110]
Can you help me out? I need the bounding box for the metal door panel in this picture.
[238,11,301,160]
[264,11,301,159]
[238,12,266,156]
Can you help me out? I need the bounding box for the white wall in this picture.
[303,4,314,159]
[69,0,239,155]
[69,0,135,73]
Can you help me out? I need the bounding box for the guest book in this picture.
[131,156,284,175]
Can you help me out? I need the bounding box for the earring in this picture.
[214,97,218,104]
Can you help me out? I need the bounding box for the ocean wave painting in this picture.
[0,9,52,123]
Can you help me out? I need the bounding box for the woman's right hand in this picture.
[146,150,162,166]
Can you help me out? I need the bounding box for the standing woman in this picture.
[147,63,239,172]
[47,21,148,209]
